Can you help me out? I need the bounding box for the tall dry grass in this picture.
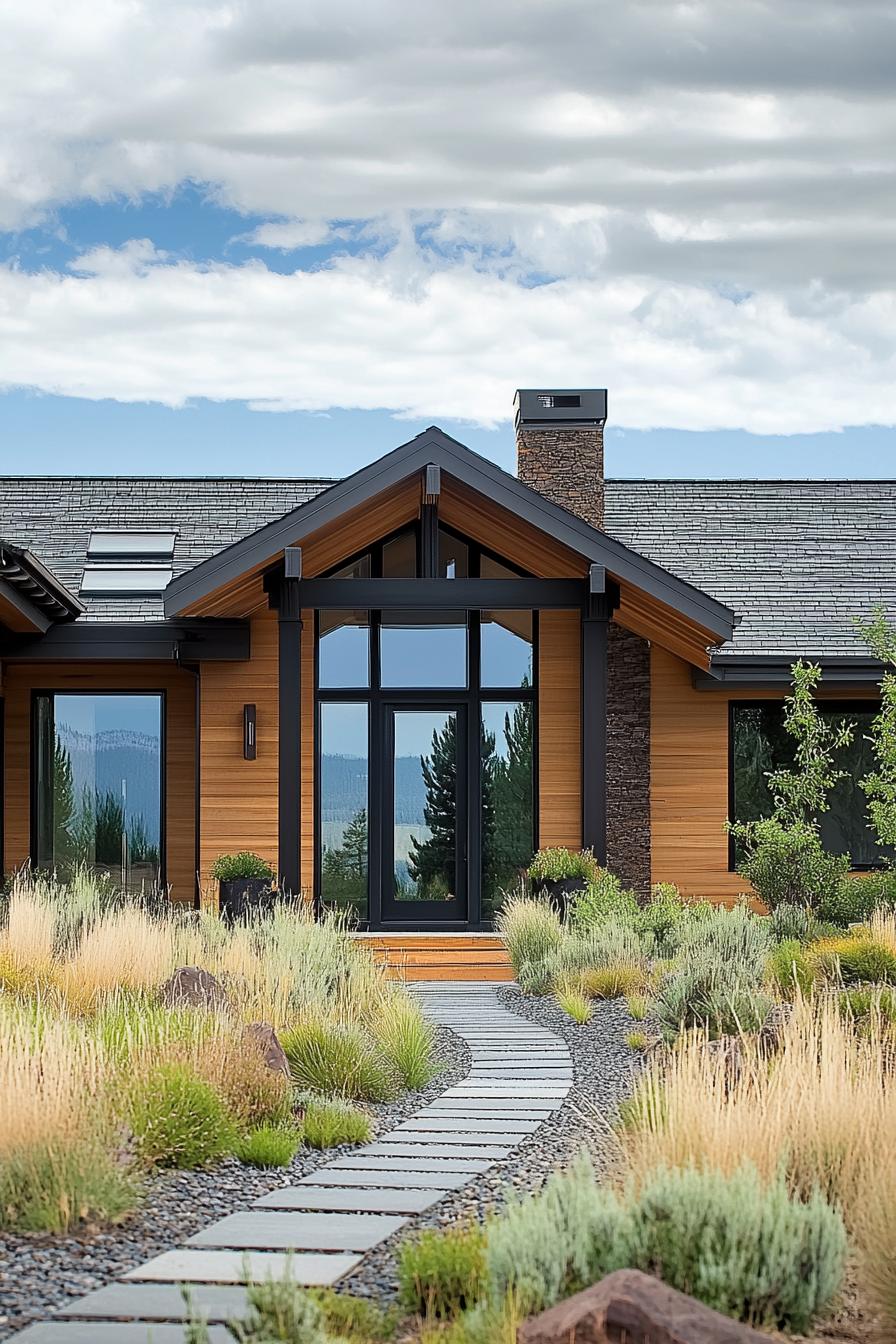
[619,994,896,1228]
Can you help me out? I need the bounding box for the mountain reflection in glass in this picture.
[35,693,162,892]
[394,709,458,902]
[319,702,369,921]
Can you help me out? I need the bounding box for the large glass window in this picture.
[318,609,370,688]
[481,701,535,921]
[731,702,890,868]
[481,611,533,688]
[34,693,163,891]
[319,702,369,921]
[380,613,468,688]
[315,525,537,927]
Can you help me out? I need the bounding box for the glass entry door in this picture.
[382,705,467,923]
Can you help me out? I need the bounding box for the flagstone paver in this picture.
[11,982,570,1340]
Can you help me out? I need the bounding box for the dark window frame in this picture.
[30,688,168,889]
[727,697,883,872]
[313,520,538,928]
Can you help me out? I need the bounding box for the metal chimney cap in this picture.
[513,388,607,429]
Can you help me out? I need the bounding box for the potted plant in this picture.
[211,852,277,921]
[528,847,601,921]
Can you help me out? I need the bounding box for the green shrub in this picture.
[300,1095,372,1148]
[839,985,896,1032]
[398,1224,487,1318]
[580,963,648,1000]
[766,938,817,999]
[568,870,638,931]
[528,847,602,884]
[281,1020,400,1101]
[631,1163,846,1333]
[769,903,814,944]
[486,1152,631,1314]
[810,935,896,985]
[733,818,849,912]
[547,924,646,986]
[635,885,689,954]
[372,997,436,1090]
[496,897,563,994]
[236,1124,302,1168]
[129,1062,237,1169]
[655,959,773,1041]
[484,1155,845,1334]
[209,851,275,881]
[309,1290,398,1341]
[554,983,592,1023]
[818,872,896,927]
[674,902,770,975]
[228,1271,328,1343]
[0,1138,138,1233]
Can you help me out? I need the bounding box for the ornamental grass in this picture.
[619,994,896,1228]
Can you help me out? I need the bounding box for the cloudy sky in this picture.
[1,0,894,477]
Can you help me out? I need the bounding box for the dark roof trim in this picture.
[0,621,250,663]
[696,655,886,690]
[164,428,738,640]
[0,542,84,627]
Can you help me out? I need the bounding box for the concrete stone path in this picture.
[10,983,570,1342]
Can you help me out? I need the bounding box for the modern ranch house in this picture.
[1,388,893,946]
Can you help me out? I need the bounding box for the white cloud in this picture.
[0,0,894,431]
[0,241,893,433]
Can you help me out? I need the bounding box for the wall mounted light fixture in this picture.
[243,703,257,760]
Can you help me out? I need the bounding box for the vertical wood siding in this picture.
[538,610,582,850]
[198,607,315,898]
[2,662,196,902]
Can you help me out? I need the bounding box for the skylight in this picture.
[80,565,173,595]
[81,532,176,595]
[87,531,176,559]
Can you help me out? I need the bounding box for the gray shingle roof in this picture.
[604,479,896,658]
[1,473,893,658]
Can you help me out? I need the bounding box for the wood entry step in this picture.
[355,932,513,982]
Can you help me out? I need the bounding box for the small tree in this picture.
[729,661,852,910]
[766,661,854,826]
[856,607,896,851]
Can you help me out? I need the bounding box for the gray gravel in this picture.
[341,987,645,1304]
[0,1027,469,1341]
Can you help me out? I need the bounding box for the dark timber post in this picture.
[278,547,303,897]
[582,564,610,864]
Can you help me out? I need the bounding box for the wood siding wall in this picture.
[651,646,880,902]
[197,607,315,899]
[2,662,196,901]
[538,610,582,850]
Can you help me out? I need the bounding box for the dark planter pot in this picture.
[219,877,276,922]
[534,876,588,922]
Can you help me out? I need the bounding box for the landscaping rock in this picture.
[242,1022,290,1076]
[518,1268,769,1344]
[159,966,228,1012]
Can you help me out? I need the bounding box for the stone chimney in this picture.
[514,388,607,529]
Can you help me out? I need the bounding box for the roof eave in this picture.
[163,427,738,641]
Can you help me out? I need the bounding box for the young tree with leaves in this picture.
[729,661,853,909]
[856,607,896,851]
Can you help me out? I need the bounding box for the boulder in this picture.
[518,1269,769,1344]
[160,966,228,1012]
[242,1022,291,1076]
